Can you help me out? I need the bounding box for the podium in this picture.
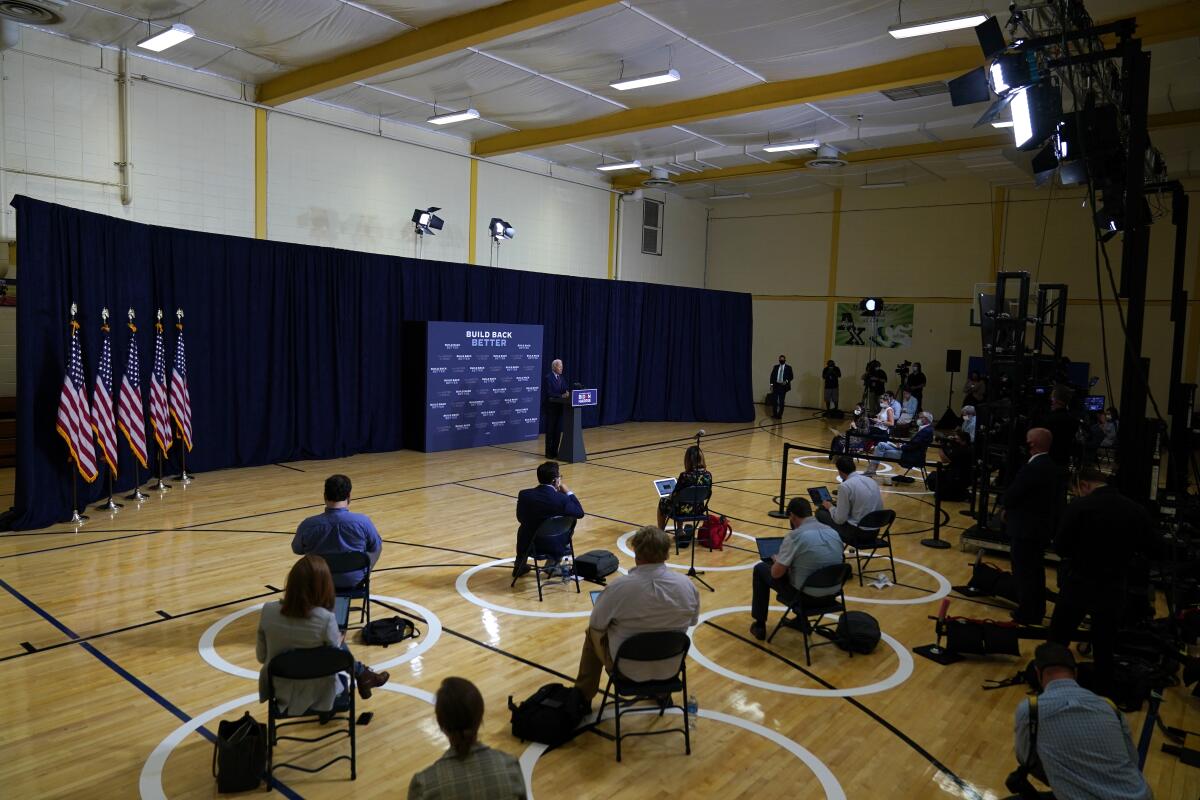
[555,388,597,463]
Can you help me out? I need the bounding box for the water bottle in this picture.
[686,693,698,731]
[560,557,571,583]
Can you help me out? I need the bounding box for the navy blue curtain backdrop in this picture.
[11,196,753,530]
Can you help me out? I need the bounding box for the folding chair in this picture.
[321,551,372,626]
[266,646,357,780]
[768,563,852,665]
[669,484,712,554]
[595,631,691,763]
[509,515,579,601]
[892,444,929,485]
[851,509,897,587]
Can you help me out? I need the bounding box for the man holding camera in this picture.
[1008,642,1150,800]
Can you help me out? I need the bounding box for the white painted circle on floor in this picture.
[616,529,759,572]
[139,683,436,800]
[687,605,913,697]
[843,557,952,606]
[794,455,894,476]
[198,595,442,679]
[456,558,594,618]
[518,705,844,799]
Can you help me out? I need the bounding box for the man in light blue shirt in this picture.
[816,455,884,547]
[750,497,844,641]
[1011,642,1151,800]
[292,474,382,590]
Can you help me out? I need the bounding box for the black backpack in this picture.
[836,611,881,654]
[508,683,589,747]
[360,616,419,646]
[212,712,267,793]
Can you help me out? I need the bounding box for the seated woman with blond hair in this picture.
[256,554,389,715]
[408,677,526,799]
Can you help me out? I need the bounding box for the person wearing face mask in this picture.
[768,354,793,419]
[870,393,895,439]
[960,405,977,443]
[1000,428,1065,624]
[906,362,927,410]
[821,360,842,414]
[1099,407,1119,448]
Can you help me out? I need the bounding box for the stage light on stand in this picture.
[489,217,514,243]
[411,207,444,236]
[859,297,883,316]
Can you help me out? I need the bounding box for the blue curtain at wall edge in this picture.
[9,195,754,530]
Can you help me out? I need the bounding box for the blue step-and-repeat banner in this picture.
[424,321,544,452]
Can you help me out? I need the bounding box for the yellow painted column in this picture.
[990,186,1007,277]
[607,192,617,280]
[822,189,842,364]
[254,109,268,240]
[468,159,479,264]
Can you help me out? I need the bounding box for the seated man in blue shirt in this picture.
[750,497,845,641]
[291,474,382,590]
[1010,642,1151,800]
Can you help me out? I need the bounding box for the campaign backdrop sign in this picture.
[425,321,543,452]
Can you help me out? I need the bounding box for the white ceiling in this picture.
[17,0,1200,201]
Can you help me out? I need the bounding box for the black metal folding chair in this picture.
[595,631,691,762]
[669,484,712,554]
[850,509,897,587]
[266,646,357,780]
[509,515,579,601]
[768,563,852,665]
[321,551,372,626]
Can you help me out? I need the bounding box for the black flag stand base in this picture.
[147,452,172,492]
[95,469,123,512]
[125,462,149,501]
[69,470,89,525]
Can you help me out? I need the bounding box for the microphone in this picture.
[696,429,706,437]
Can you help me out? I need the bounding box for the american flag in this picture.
[150,318,173,456]
[91,321,118,474]
[57,320,99,482]
[117,318,148,469]
[169,317,192,451]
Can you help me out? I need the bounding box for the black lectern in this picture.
[555,388,597,463]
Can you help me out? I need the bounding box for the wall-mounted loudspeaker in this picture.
[945,349,962,373]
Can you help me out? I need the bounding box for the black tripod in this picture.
[674,430,713,592]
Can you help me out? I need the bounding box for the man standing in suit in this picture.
[1001,427,1064,624]
[543,358,569,458]
[769,354,794,419]
[513,461,585,578]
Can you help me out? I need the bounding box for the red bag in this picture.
[697,514,732,550]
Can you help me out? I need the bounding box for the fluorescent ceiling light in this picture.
[137,23,195,52]
[991,120,1014,128]
[596,160,642,172]
[762,140,820,153]
[427,108,480,125]
[861,181,907,189]
[708,193,750,200]
[610,68,681,91]
[888,13,990,39]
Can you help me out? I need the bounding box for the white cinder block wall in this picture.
[0,27,711,397]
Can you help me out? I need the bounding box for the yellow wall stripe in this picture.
[991,186,1007,276]
[607,193,617,280]
[254,109,267,240]
[468,159,479,265]
[822,189,842,364]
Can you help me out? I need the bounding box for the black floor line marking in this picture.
[155,610,172,619]
[0,587,282,663]
[273,463,305,472]
[584,459,777,503]
[266,584,282,592]
[455,482,646,533]
[950,591,1016,611]
[0,529,165,560]
[371,563,503,573]
[382,537,501,561]
[703,619,967,788]
[19,641,34,653]
[888,579,939,594]
[368,598,574,682]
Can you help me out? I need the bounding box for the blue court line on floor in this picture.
[0,577,303,799]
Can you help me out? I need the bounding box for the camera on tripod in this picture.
[894,360,912,378]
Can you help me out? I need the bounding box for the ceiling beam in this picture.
[472,1,1200,158]
[610,109,1200,189]
[256,0,614,107]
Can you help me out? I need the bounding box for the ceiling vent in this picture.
[0,0,67,25]
[880,81,950,102]
[642,166,676,188]
[805,145,848,169]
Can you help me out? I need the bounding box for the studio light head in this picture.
[412,207,444,236]
[489,217,515,243]
[859,297,883,316]
[1011,82,1060,150]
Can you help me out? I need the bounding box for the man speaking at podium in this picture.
[543,358,569,459]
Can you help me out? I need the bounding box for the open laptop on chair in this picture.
[653,478,677,498]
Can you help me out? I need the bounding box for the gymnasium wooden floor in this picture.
[1,409,1196,799]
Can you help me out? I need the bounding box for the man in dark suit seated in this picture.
[542,358,569,458]
[513,461,585,578]
[869,411,934,474]
[1001,427,1065,624]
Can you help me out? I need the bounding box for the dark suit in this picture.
[1043,407,1079,467]
[1001,452,1064,621]
[514,483,585,573]
[1050,486,1152,684]
[543,370,567,457]
[768,363,794,418]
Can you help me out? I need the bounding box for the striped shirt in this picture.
[408,743,525,800]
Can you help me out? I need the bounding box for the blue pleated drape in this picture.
[10,196,753,529]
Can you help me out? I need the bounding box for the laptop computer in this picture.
[334,595,351,631]
[589,590,602,606]
[807,486,832,506]
[756,537,784,561]
[653,478,677,498]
